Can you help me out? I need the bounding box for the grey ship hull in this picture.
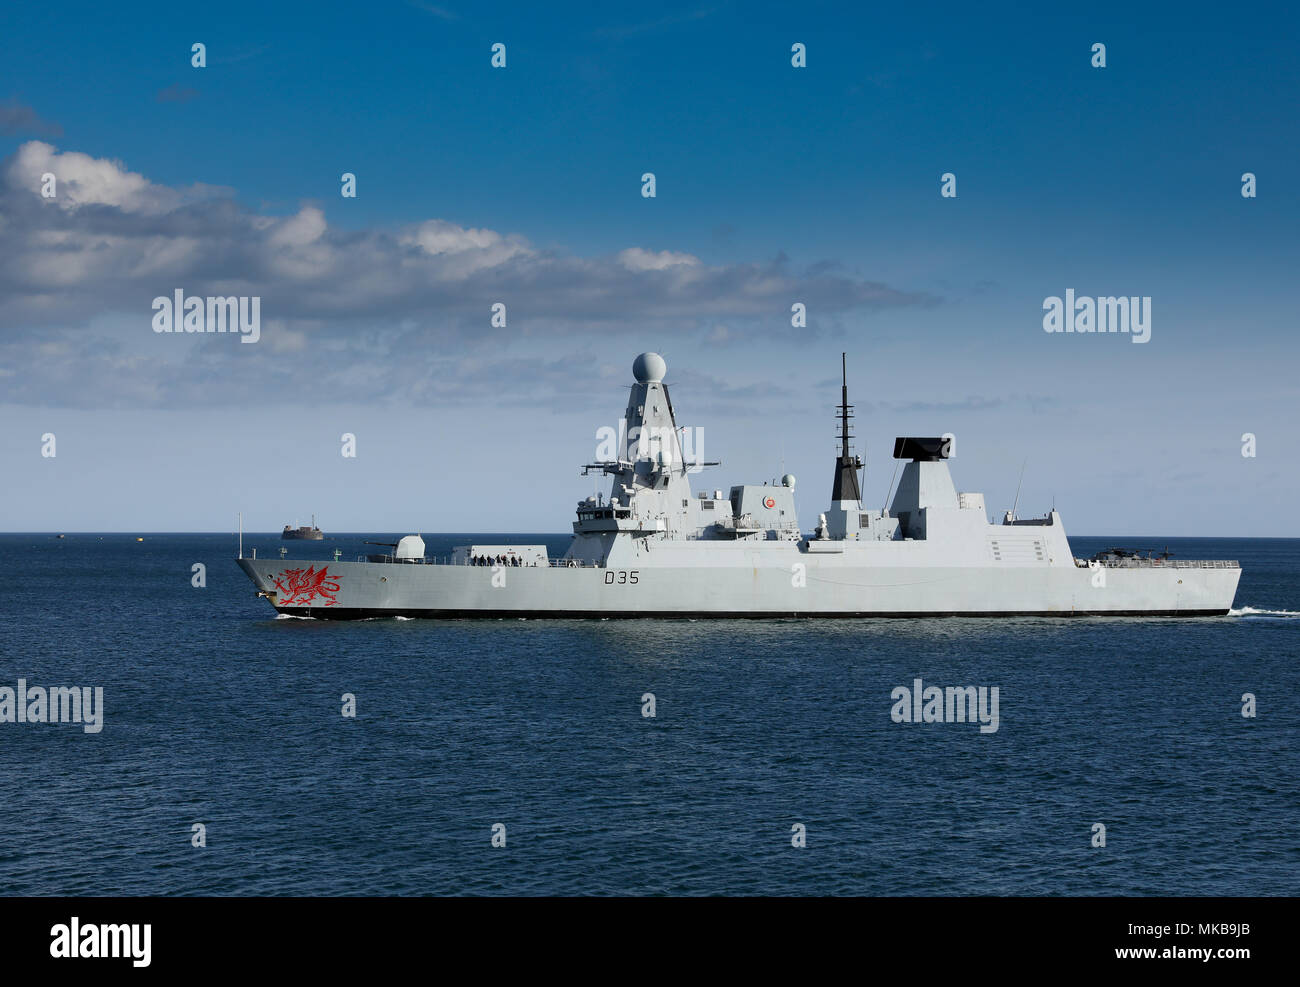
[237,351,1242,621]
[237,554,1240,620]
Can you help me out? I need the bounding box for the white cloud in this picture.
[268,205,327,247]
[400,219,532,279]
[7,141,177,214]
[617,247,701,271]
[0,141,934,407]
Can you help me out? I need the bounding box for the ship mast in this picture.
[831,353,863,504]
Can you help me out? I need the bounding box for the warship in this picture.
[238,352,1240,618]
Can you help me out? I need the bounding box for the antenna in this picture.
[883,458,900,515]
[839,352,851,460]
[238,512,242,559]
[1010,459,1027,520]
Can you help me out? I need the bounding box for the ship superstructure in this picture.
[238,353,1240,618]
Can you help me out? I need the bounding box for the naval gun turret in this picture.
[362,534,427,563]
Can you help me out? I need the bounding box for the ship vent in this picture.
[989,537,1046,563]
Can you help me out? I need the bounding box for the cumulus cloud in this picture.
[617,247,701,271]
[4,141,228,215]
[400,219,532,278]
[0,141,937,408]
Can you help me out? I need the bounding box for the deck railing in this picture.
[1075,558,1239,569]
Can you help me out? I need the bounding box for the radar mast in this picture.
[831,352,863,504]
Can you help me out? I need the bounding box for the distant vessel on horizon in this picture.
[282,515,324,541]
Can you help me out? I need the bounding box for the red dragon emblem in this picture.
[272,565,341,607]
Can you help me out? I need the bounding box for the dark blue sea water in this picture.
[0,533,1296,896]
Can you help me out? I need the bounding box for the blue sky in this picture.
[1,1,1297,535]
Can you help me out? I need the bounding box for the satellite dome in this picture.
[632,352,667,383]
[782,474,796,489]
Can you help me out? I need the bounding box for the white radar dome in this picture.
[632,352,667,383]
[782,474,796,489]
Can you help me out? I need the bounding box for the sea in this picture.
[0,533,1295,896]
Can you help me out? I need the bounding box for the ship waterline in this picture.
[237,352,1241,619]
